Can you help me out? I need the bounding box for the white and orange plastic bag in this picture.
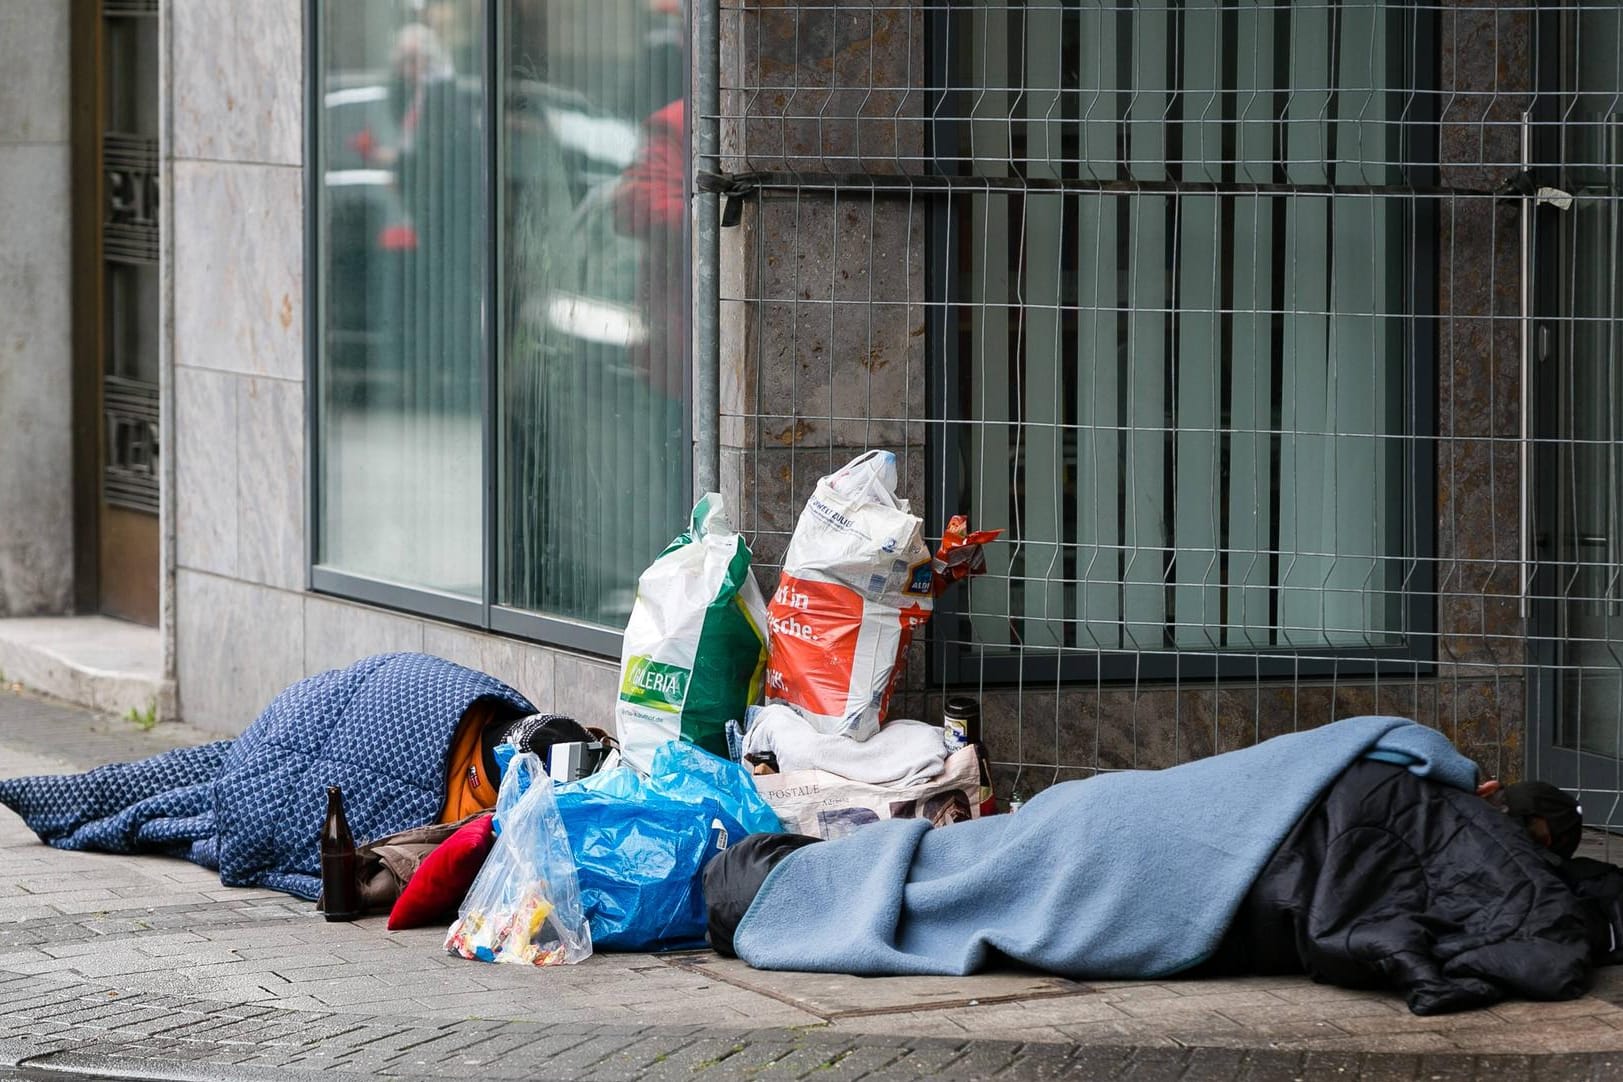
[763,452,934,740]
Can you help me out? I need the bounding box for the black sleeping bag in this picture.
[705,832,822,957]
[1197,760,1593,1014]
[1554,855,1623,964]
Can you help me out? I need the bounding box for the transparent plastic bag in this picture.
[445,751,592,967]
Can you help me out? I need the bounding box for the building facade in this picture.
[2,1,1621,817]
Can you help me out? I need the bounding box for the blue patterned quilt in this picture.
[0,653,534,900]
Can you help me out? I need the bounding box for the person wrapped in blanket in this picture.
[355,711,603,917]
[706,762,1623,1013]
[1478,778,1623,965]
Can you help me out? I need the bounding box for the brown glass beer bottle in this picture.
[320,785,361,921]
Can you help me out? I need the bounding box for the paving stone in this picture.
[752,1036,858,1078]
[1196,1019,1357,1046]
[1055,1045,1136,1079]
[1116,990,1288,1019]
[1301,1032,1461,1054]
[1528,1052,1609,1081]
[1295,1051,1369,1079]
[878,1039,972,1078]
[1115,1046,1194,1080]
[1176,1048,1254,1082]
[796,1043,910,1081]
[583,1035,753,1082]
[915,1042,1018,1080]
[1235,1050,1310,1082]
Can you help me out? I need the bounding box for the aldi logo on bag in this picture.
[619,657,691,712]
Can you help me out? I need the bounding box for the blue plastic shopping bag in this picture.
[500,740,782,951]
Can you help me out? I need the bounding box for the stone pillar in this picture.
[169,0,309,729]
[1432,0,1536,776]
[0,0,73,616]
[718,0,928,563]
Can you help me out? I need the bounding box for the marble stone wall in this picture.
[166,1,622,734]
[0,0,73,616]
[169,0,308,730]
[717,0,929,570]
[1428,0,1537,776]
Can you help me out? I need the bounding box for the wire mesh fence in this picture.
[703,0,1623,831]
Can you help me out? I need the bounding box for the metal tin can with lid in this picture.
[943,695,981,739]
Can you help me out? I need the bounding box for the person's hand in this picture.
[1477,778,1503,799]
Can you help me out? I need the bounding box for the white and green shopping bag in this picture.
[614,494,769,772]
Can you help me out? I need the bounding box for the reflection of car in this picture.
[507,78,639,199]
[320,75,640,409]
[514,181,644,368]
[505,169,667,626]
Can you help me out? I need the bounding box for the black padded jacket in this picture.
[1196,760,1593,1015]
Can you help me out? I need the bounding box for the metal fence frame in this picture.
[710,0,1623,823]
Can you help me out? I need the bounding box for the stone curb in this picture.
[4,977,1623,1082]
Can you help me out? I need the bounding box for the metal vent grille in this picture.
[103,375,159,515]
[103,132,159,265]
[103,0,159,17]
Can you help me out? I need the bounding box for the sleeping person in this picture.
[705,717,1605,1016]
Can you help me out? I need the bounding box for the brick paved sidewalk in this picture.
[2,688,1623,1081]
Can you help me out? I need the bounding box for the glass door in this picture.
[75,0,161,625]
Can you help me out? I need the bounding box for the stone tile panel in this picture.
[174,571,303,734]
[0,142,72,616]
[174,366,240,578]
[172,161,304,381]
[553,651,620,732]
[236,376,305,591]
[302,595,426,675]
[172,0,303,166]
[0,0,68,143]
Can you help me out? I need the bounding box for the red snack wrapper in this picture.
[931,515,1003,597]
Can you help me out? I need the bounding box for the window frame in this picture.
[924,1,1440,686]
[302,0,692,659]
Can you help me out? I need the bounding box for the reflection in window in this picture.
[313,0,690,631]
[500,0,689,626]
[317,0,486,596]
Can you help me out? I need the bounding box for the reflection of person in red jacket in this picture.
[613,100,687,401]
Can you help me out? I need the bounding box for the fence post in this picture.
[691,0,721,494]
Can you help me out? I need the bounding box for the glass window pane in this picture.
[315,0,487,596]
[498,0,690,626]
[940,0,1415,660]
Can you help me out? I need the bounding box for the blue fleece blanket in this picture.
[0,653,533,900]
[733,716,1478,979]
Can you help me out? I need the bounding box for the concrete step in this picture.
[0,616,173,722]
